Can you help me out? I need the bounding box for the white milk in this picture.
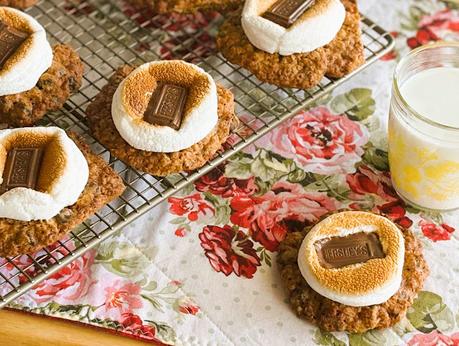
[401,67,459,127]
[389,67,459,210]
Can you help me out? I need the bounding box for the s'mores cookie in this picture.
[0,127,125,256]
[0,7,83,127]
[278,211,429,333]
[87,60,238,176]
[0,0,37,9]
[217,0,364,89]
[126,0,242,14]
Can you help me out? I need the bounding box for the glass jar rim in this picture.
[393,41,459,133]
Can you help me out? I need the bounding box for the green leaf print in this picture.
[406,291,455,333]
[142,280,159,291]
[251,150,287,182]
[306,175,349,202]
[203,192,231,225]
[226,149,311,190]
[257,247,272,266]
[96,239,150,279]
[330,89,375,121]
[225,153,254,180]
[147,320,177,344]
[313,329,346,346]
[362,144,389,172]
[349,329,402,346]
[391,318,417,337]
[170,217,188,225]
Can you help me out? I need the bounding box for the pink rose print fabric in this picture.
[101,280,143,320]
[169,193,214,222]
[195,169,258,198]
[407,331,459,346]
[257,107,369,175]
[230,181,338,251]
[27,250,96,305]
[407,9,459,49]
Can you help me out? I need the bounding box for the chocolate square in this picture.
[262,0,315,28]
[143,82,188,131]
[315,232,385,269]
[0,21,29,68]
[0,147,44,194]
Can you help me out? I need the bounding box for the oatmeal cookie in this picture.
[277,223,429,333]
[87,65,238,176]
[127,0,242,14]
[216,0,364,89]
[0,132,125,257]
[0,44,84,127]
[0,0,37,9]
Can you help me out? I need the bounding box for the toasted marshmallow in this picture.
[0,127,89,221]
[112,60,218,153]
[241,0,345,56]
[0,7,53,96]
[298,211,405,307]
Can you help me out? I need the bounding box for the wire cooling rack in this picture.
[0,0,394,307]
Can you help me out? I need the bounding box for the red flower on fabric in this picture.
[230,181,338,251]
[256,107,369,175]
[176,297,200,315]
[407,331,459,346]
[29,250,96,304]
[195,168,258,198]
[102,281,143,320]
[175,227,187,237]
[346,165,413,228]
[407,9,459,49]
[199,225,261,278]
[378,201,413,229]
[168,193,214,221]
[419,220,455,242]
[121,312,143,329]
[120,313,157,340]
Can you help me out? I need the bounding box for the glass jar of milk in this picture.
[389,42,459,211]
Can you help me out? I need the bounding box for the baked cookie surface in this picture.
[126,0,242,13]
[0,44,84,127]
[87,65,238,177]
[0,132,125,257]
[277,222,429,333]
[0,0,37,9]
[216,0,364,89]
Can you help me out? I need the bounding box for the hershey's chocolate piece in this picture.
[315,232,385,269]
[0,21,29,68]
[262,0,315,28]
[0,147,44,194]
[143,82,188,130]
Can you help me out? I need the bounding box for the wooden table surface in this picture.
[0,309,154,346]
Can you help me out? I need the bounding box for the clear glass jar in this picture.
[389,42,459,211]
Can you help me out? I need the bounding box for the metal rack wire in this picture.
[0,0,394,308]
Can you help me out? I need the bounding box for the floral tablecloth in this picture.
[4,0,459,345]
